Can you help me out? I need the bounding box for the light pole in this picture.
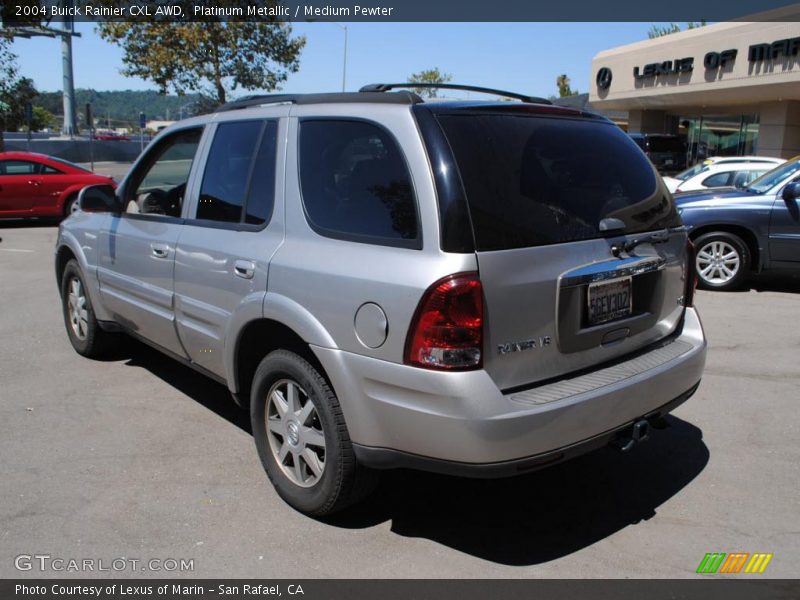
[332,23,348,92]
[179,102,196,120]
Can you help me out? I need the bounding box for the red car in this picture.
[0,152,116,219]
[93,132,131,141]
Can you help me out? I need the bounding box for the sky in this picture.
[9,22,662,99]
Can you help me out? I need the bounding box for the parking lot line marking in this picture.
[0,248,35,253]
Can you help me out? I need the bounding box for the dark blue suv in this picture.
[675,158,800,290]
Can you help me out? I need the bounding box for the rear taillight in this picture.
[405,273,483,370]
[683,239,697,307]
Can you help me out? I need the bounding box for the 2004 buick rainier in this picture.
[55,83,706,515]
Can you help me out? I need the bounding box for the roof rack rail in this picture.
[214,91,423,113]
[215,94,297,112]
[359,83,552,105]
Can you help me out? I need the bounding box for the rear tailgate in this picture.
[432,106,688,391]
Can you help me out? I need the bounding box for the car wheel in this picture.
[693,232,750,291]
[250,349,378,516]
[61,259,117,357]
[64,195,80,217]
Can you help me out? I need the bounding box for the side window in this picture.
[245,122,278,226]
[299,119,419,247]
[127,128,202,217]
[196,120,277,225]
[0,160,39,175]
[42,165,62,174]
[197,121,258,223]
[733,170,764,188]
[702,172,732,188]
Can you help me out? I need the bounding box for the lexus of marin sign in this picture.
[597,35,800,89]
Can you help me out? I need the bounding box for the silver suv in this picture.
[55,84,707,515]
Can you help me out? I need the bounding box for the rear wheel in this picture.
[694,231,750,291]
[64,194,80,218]
[250,350,378,515]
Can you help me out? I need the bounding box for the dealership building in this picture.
[590,9,800,162]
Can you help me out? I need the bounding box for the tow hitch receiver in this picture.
[611,419,651,452]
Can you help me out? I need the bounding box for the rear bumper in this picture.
[353,383,698,478]
[312,307,706,470]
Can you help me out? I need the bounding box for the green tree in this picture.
[648,21,707,39]
[1,77,39,131]
[0,38,41,141]
[97,20,305,107]
[30,106,56,132]
[408,68,453,98]
[556,74,578,97]
[0,35,20,151]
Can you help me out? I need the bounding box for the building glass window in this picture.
[681,114,759,166]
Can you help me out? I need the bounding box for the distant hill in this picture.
[35,89,203,129]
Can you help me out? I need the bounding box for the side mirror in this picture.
[79,184,121,213]
[782,182,800,202]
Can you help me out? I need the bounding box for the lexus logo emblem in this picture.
[596,67,613,90]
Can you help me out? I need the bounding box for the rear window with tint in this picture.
[436,114,680,251]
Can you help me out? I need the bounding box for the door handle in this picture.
[150,243,170,259]
[233,259,255,279]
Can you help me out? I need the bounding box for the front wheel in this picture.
[250,350,378,516]
[694,232,751,291]
[61,259,117,357]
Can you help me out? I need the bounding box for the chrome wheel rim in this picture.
[67,277,88,340]
[696,241,740,285]
[69,199,80,215]
[265,379,326,488]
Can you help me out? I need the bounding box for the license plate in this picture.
[665,159,674,165]
[587,277,632,326]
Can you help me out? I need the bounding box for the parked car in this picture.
[663,156,785,192]
[55,85,706,516]
[628,133,687,173]
[93,131,131,141]
[665,163,775,194]
[675,157,800,290]
[0,152,115,219]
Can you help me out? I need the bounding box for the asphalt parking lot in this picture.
[1,209,798,578]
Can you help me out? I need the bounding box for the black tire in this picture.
[60,259,117,358]
[693,231,751,291]
[250,349,378,516]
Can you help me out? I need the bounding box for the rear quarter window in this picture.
[701,172,733,187]
[436,114,680,251]
[298,119,420,249]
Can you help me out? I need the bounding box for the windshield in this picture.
[436,113,680,251]
[648,136,686,153]
[745,160,800,194]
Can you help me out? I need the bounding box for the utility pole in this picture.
[60,0,77,137]
[331,23,348,92]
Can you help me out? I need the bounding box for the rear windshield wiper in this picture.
[622,229,670,254]
[610,229,670,257]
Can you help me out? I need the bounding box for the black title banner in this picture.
[0,0,799,22]
[3,579,800,600]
